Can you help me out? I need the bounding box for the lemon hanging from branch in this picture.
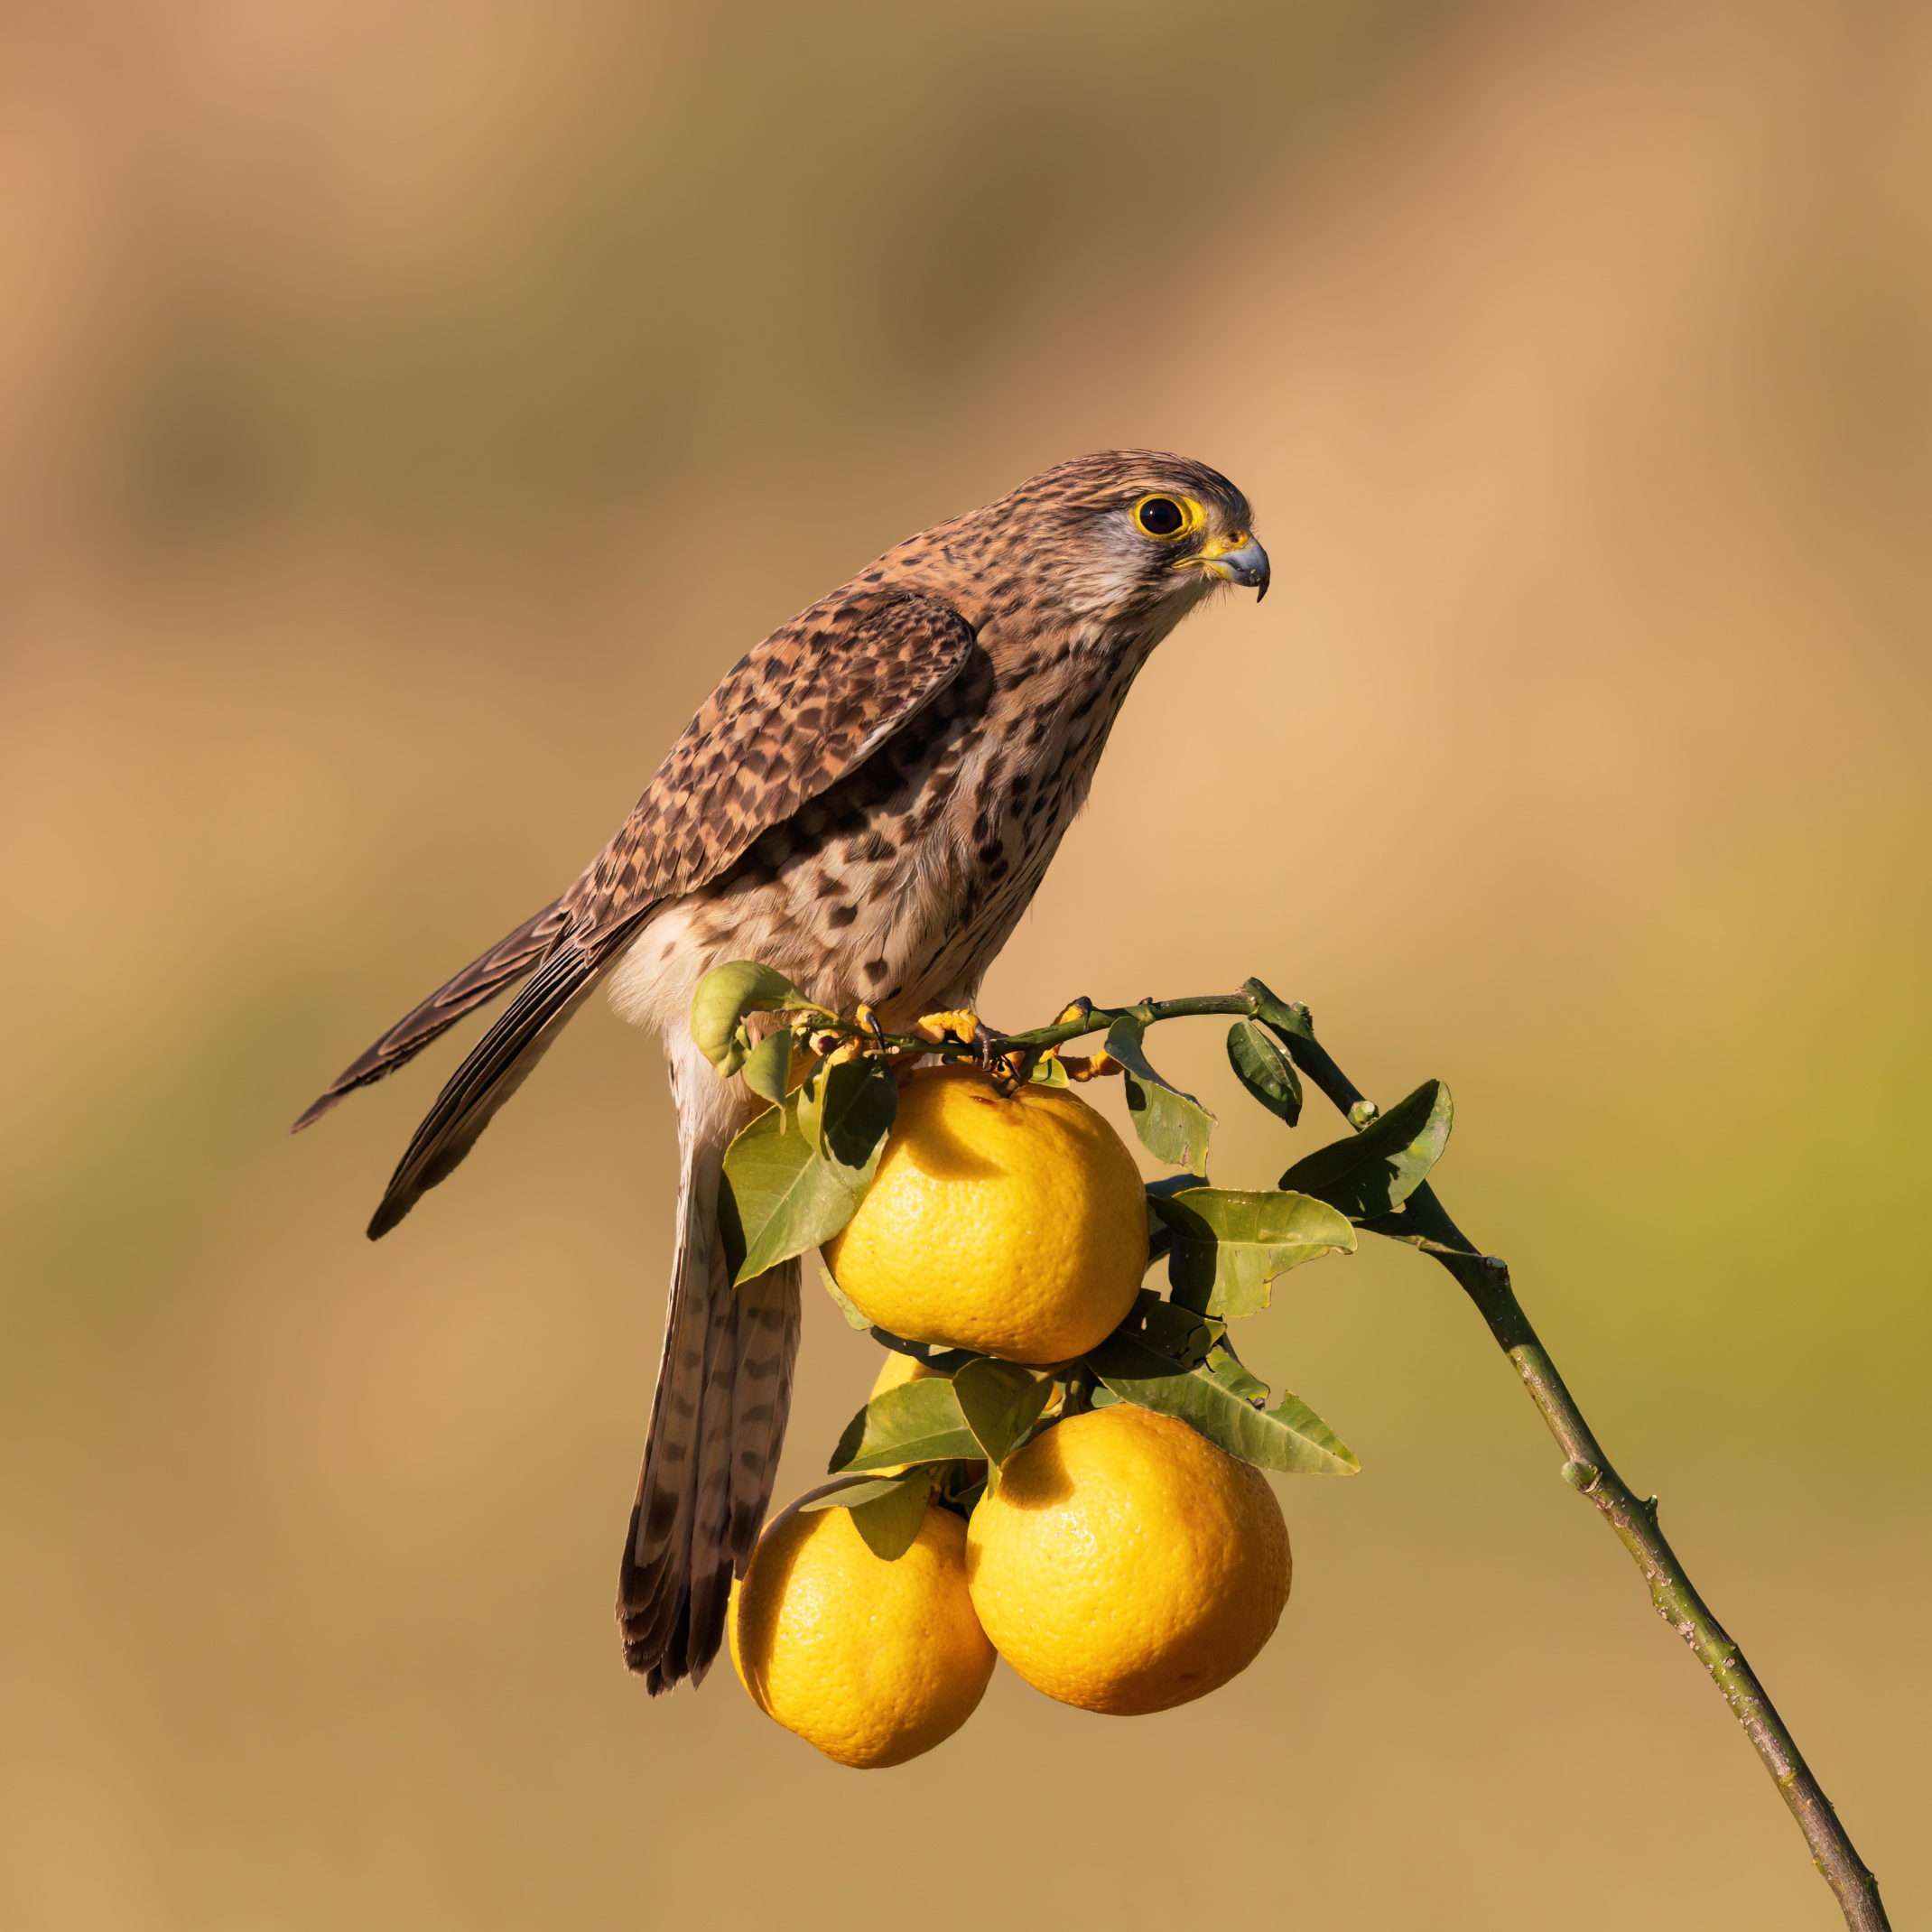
[825,1064,1148,1363]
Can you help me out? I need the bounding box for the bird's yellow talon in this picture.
[1052,998,1094,1027]
[915,1008,981,1045]
[1063,1051,1122,1082]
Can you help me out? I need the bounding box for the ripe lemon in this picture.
[966,1402,1290,1715]
[825,1064,1147,1363]
[729,1491,995,1769]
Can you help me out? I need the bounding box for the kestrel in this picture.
[296,450,1269,1693]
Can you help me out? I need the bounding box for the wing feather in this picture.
[570,590,977,945]
[350,590,976,1236]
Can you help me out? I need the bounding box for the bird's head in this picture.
[951,450,1269,627]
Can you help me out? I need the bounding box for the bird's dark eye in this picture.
[1135,496,1186,538]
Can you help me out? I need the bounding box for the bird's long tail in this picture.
[618,1032,800,1693]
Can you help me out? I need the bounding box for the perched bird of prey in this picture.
[296,450,1269,1694]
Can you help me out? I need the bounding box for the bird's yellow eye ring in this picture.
[1132,494,1206,542]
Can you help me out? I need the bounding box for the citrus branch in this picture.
[1268,1026,1890,1932]
[872,981,1890,1932]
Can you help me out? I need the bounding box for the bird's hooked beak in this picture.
[1178,528,1271,599]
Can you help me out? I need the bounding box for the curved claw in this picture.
[912,1008,1039,1093]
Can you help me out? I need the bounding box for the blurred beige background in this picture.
[3,2,1927,1927]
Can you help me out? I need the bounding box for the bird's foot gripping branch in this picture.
[691,962,1890,1928]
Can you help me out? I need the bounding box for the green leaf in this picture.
[1239,976,1313,1043]
[827,1379,984,1474]
[1105,1017,1214,1175]
[952,1359,1055,1484]
[1082,1288,1217,1381]
[1153,1187,1358,1317]
[1278,1080,1453,1219]
[741,1029,794,1107]
[1097,1348,1360,1475]
[1203,1339,1270,1407]
[1028,1053,1071,1088]
[818,1264,873,1331]
[848,1474,935,1558]
[1352,1208,1485,1259]
[1145,1171,1206,1263]
[870,1331,987,1374]
[798,1473,924,1510]
[1226,1019,1303,1127]
[719,1093,886,1285]
[797,1469,935,1560]
[800,1055,898,1168]
[690,961,821,1076]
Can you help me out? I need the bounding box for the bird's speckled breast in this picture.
[609,596,1188,1033]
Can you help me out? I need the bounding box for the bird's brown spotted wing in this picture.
[562,588,979,950]
[353,590,978,1236]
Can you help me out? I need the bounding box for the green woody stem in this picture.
[876,985,1891,1929]
[1280,1026,1892,1932]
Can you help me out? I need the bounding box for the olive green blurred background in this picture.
[3,2,1927,1926]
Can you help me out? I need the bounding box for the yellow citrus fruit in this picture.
[729,1492,995,1769]
[825,1064,1147,1363]
[965,1403,1290,1715]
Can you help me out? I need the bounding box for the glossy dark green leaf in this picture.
[870,1330,987,1375]
[1154,1187,1358,1317]
[1144,1171,1207,1263]
[1352,1208,1485,1259]
[690,961,818,1075]
[1081,1288,1216,1381]
[1105,1017,1214,1175]
[1226,1019,1303,1127]
[1278,1080,1453,1219]
[803,1055,898,1168]
[952,1359,1055,1484]
[827,1379,984,1474]
[1097,1348,1360,1475]
[719,1093,885,1286]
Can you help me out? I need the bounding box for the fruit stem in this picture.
[1275,1020,1892,1932]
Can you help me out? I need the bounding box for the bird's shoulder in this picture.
[563,583,980,947]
